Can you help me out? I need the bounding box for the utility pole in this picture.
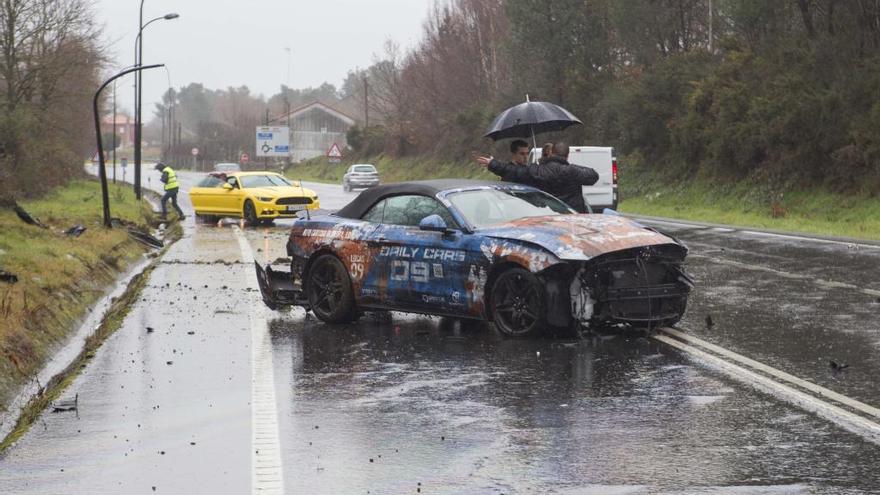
[285,97,291,169]
[177,122,182,168]
[708,0,713,53]
[134,1,144,200]
[160,101,165,161]
[264,108,269,171]
[285,47,292,169]
[363,76,369,129]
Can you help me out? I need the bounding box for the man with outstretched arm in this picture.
[505,139,530,166]
[478,141,599,213]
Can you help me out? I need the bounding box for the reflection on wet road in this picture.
[645,220,880,411]
[268,314,880,493]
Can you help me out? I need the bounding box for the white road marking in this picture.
[689,253,880,298]
[740,229,880,250]
[638,219,708,230]
[632,215,880,250]
[661,327,880,420]
[654,329,880,445]
[236,226,285,495]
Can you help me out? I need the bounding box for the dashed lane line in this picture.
[654,328,880,445]
[236,226,285,495]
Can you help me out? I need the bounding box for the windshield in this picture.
[353,165,376,173]
[447,188,573,228]
[239,174,293,188]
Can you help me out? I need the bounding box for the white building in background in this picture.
[281,101,357,163]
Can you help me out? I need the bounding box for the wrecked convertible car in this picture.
[255,179,693,336]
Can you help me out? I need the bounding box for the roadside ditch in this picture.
[0,180,183,450]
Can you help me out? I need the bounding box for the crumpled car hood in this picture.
[476,214,682,261]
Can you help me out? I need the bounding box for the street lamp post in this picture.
[112,80,117,184]
[134,8,179,199]
[95,64,164,228]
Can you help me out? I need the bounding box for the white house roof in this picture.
[284,101,356,126]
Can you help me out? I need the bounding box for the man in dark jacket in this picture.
[478,141,599,213]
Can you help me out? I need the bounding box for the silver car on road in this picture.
[342,164,380,192]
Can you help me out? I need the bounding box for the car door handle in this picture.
[377,236,386,241]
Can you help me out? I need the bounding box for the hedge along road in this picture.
[1,172,880,493]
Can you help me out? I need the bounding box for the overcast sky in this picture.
[95,0,434,117]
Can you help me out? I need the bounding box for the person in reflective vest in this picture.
[154,162,185,220]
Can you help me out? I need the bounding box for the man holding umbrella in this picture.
[478,141,598,213]
[480,98,599,213]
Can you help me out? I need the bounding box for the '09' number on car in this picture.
[391,260,438,283]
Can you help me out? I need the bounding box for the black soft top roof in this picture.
[334,179,521,219]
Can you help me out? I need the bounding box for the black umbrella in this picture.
[484,97,582,145]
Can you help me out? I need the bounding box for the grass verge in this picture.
[0,179,156,415]
[617,169,880,241]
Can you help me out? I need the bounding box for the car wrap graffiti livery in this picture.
[255,179,693,336]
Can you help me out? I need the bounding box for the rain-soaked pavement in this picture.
[1,169,880,493]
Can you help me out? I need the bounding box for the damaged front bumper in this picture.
[538,244,693,330]
[254,262,307,310]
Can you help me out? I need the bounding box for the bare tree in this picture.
[0,0,103,196]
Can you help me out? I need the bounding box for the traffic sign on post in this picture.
[327,143,343,163]
[255,126,290,157]
[191,147,199,156]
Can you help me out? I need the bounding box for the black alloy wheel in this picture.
[306,255,356,323]
[491,267,546,337]
[243,200,259,226]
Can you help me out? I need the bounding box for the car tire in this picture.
[306,254,356,323]
[490,267,546,337]
[243,200,259,226]
[343,182,350,192]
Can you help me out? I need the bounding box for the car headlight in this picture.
[256,196,274,202]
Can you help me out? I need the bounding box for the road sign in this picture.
[191,147,199,156]
[241,153,250,164]
[121,157,128,168]
[255,126,290,158]
[327,143,343,163]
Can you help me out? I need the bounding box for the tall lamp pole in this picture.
[112,80,117,184]
[95,64,164,228]
[134,7,179,199]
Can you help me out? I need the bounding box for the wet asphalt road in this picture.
[1,169,880,493]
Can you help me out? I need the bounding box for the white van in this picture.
[529,146,618,212]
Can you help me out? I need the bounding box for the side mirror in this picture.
[222,183,233,190]
[419,214,448,233]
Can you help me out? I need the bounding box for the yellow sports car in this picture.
[188,171,320,224]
